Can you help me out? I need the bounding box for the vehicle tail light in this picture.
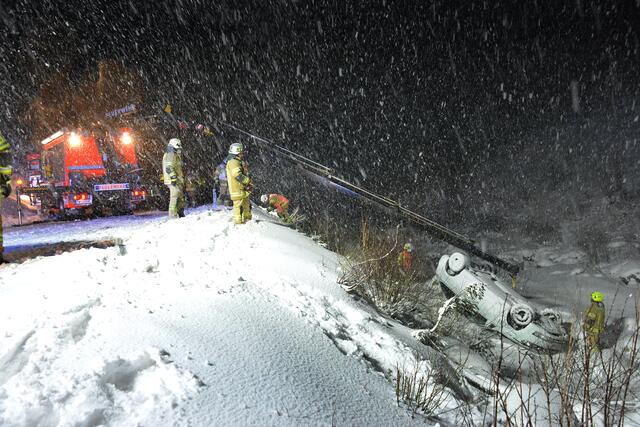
[73,193,89,201]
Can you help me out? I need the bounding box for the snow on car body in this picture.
[436,252,569,352]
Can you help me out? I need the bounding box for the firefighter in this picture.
[225,142,253,224]
[162,138,185,218]
[397,242,414,274]
[260,193,290,222]
[0,131,11,263]
[583,291,606,352]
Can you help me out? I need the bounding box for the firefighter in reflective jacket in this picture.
[583,291,606,352]
[0,131,11,263]
[162,138,185,218]
[260,193,289,221]
[397,243,414,274]
[225,142,252,224]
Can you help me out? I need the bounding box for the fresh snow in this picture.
[1,205,639,426]
[0,207,447,426]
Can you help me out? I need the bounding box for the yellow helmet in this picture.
[404,243,414,252]
[591,291,604,303]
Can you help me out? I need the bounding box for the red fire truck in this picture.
[23,128,147,217]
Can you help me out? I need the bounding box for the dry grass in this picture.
[395,359,451,417]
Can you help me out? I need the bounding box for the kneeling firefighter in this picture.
[260,193,289,221]
[225,142,253,224]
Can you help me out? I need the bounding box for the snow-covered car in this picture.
[436,252,569,352]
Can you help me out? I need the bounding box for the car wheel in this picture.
[446,252,470,275]
[508,304,534,329]
[58,198,67,220]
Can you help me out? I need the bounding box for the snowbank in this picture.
[0,208,451,426]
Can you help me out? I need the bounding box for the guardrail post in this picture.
[16,187,23,225]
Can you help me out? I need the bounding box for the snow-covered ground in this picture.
[1,205,639,426]
[0,207,454,426]
[4,209,166,254]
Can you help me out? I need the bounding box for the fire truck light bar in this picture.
[94,183,130,192]
[41,130,65,145]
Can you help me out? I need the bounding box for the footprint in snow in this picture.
[101,353,156,392]
[0,330,35,386]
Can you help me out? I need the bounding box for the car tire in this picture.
[446,252,470,275]
[508,304,534,329]
[57,198,67,220]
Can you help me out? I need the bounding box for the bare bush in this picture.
[338,224,434,317]
[489,299,640,426]
[520,216,560,244]
[576,221,610,265]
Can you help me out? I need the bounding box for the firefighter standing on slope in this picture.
[260,193,289,222]
[162,138,185,218]
[583,291,606,352]
[397,243,414,275]
[225,142,253,224]
[0,131,12,263]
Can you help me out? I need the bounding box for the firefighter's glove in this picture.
[0,183,11,198]
[245,180,254,192]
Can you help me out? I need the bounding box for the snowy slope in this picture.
[0,207,454,426]
[3,205,639,426]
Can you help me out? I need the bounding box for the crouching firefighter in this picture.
[583,291,606,352]
[225,142,253,224]
[260,193,289,222]
[0,131,12,263]
[162,138,185,218]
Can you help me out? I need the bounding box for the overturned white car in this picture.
[436,253,569,353]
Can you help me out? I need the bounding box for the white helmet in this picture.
[260,194,269,204]
[168,138,182,150]
[229,142,244,155]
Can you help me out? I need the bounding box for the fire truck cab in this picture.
[24,128,146,217]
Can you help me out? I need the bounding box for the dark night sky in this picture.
[1,0,639,226]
